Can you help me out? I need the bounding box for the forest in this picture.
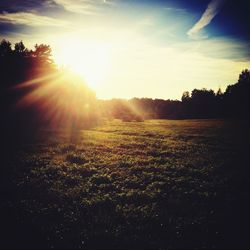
[1,38,250,132]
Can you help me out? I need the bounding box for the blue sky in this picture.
[0,0,250,99]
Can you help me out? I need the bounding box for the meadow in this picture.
[1,119,249,250]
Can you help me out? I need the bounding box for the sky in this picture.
[0,0,250,100]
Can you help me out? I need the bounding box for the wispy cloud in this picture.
[173,37,250,62]
[0,11,70,27]
[187,0,227,39]
[0,0,61,13]
[164,7,187,13]
[53,0,106,15]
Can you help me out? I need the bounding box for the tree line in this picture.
[0,39,55,88]
[1,39,249,132]
[99,69,250,121]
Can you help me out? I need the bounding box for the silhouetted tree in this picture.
[224,69,250,118]
[239,69,250,83]
[33,44,53,63]
[216,88,223,98]
[14,41,25,54]
[0,39,12,56]
[181,91,190,102]
[0,39,98,145]
[188,89,216,118]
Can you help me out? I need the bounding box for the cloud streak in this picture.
[187,0,227,38]
[53,0,106,15]
[0,11,69,27]
[0,0,61,13]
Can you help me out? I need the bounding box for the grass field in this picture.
[1,119,250,250]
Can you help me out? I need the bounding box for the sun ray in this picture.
[10,69,97,130]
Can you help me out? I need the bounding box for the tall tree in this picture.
[14,41,25,54]
[0,39,12,56]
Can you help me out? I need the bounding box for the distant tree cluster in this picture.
[99,69,250,121]
[182,69,250,119]
[99,98,182,121]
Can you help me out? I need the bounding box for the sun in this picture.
[53,37,111,89]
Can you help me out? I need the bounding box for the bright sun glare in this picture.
[54,37,111,89]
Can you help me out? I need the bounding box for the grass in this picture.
[1,119,250,250]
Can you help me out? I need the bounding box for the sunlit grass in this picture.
[5,119,245,249]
